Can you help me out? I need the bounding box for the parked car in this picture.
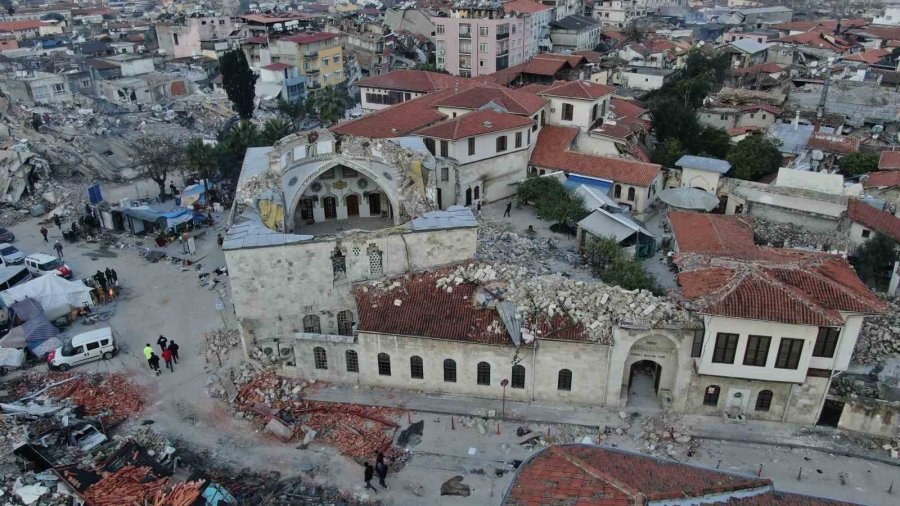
[47,327,118,371]
[0,265,32,290]
[0,228,14,242]
[0,243,24,265]
[24,253,73,279]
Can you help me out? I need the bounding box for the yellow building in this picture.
[242,32,345,89]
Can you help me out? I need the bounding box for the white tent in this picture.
[0,274,93,315]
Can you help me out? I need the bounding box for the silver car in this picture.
[0,243,24,265]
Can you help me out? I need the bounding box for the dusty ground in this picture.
[2,186,899,506]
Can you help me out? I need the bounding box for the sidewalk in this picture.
[307,384,900,467]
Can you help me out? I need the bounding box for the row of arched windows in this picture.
[311,348,574,391]
[703,385,773,412]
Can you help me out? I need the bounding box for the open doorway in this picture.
[818,399,845,427]
[627,360,661,408]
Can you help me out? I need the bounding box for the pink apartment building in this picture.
[433,1,526,78]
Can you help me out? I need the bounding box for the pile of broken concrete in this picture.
[853,296,900,366]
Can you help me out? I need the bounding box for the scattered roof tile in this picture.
[775,31,852,52]
[740,103,782,115]
[806,134,860,154]
[847,198,900,242]
[413,110,533,140]
[731,62,786,76]
[531,125,661,187]
[842,47,891,64]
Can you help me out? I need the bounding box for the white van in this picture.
[47,327,118,371]
[24,253,73,279]
[0,265,32,290]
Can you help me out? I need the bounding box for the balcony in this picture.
[496,31,509,40]
[459,30,471,39]
[304,51,318,59]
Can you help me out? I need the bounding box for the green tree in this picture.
[184,138,218,203]
[276,98,306,130]
[650,98,701,148]
[854,232,898,291]
[652,137,685,168]
[220,49,257,120]
[516,177,588,226]
[217,120,264,182]
[650,49,729,109]
[727,135,782,181]
[696,126,732,159]
[133,137,184,199]
[585,237,660,293]
[312,85,348,125]
[839,152,879,177]
[261,118,293,144]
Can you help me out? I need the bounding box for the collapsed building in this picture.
[224,132,888,427]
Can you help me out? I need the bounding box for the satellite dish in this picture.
[811,149,824,161]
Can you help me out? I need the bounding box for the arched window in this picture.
[614,184,622,198]
[443,359,457,382]
[303,315,321,334]
[703,385,720,406]
[473,185,480,200]
[558,369,572,391]
[627,187,636,202]
[345,350,359,373]
[331,246,345,280]
[465,187,472,206]
[591,103,598,122]
[313,347,327,370]
[477,362,491,386]
[377,353,391,376]
[367,244,383,276]
[511,365,525,389]
[337,310,353,336]
[410,356,424,379]
[755,390,773,412]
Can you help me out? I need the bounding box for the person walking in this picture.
[217,233,224,248]
[162,347,174,372]
[363,463,378,493]
[94,271,107,291]
[167,341,180,364]
[503,201,512,217]
[157,335,168,353]
[53,240,64,259]
[108,268,118,286]
[53,214,61,230]
[148,352,161,376]
[181,230,190,254]
[40,226,48,242]
[143,344,154,369]
[375,452,388,488]
[105,268,114,287]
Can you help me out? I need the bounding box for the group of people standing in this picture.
[363,452,390,493]
[93,268,118,291]
[142,335,180,375]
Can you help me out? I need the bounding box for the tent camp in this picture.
[0,313,62,357]
[1,274,93,321]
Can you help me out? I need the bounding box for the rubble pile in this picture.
[236,168,282,204]
[430,262,696,343]
[80,465,170,506]
[831,374,881,399]
[202,328,241,367]
[476,218,583,276]
[226,370,406,461]
[48,373,145,424]
[632,413,699,461]
[853,296,900,365]
[751,218,849,251]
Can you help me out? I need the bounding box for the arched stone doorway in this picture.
[368,193,381,215]
[346,194,360,217]
[620,335,678,409]
[627,360,661,408]
[323,196,337,219]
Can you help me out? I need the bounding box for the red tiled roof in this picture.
[669,212,756,254]
[531,125,661,187]
[864,170,900,188]
[775,32,852,52]
[731,62,785,76]
[503,445,775,506]
[677,249,887,326]
[502,0,553,14]
[280,32,340,44]
[727,126,762,136]
[740,103,782,115]
[540,80,615,100]
[851,25,900,41]
[848,199,900,242]
[331,89,453,138]
[591,122,632,141]
[573,49,604,63]
[262,62,292,70]
[0,20,50,31]
[413,110,533,140]
[878,150,900,169]
[806,134,860,154]
[432,86,546,115]
[609,97,647,119]
[771,19,867,33]
[842,47,890,64]
[357,70,471,93]
[354,267,586,344]
[522,57,569,76]
[517,83,551,94]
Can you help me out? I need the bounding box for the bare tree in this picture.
[132,137,184,200]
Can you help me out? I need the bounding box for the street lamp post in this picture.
[501,379,509,418]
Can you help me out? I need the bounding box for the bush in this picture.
[516,177,588,225]
[585,236,660,293]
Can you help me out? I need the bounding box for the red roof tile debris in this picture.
[540,80,615,100]
[806,134,860,154]
[848,198,900,242]
[842,47,891,64]
[504,445,780,506]
[669,212,756,254]
[864,170,900,188]
[851,25,900,42]
[354,267,587,344]
[771,18,867,33]
[775,31,852,52]
[357,69,471,93]
[727,126,762,136]
[0,20,51,31]
[731,62,785,76]
[878,150,900,169]
[676,249,887,326]
[413,109,533,140]
[280,32,340,44]
[740,103,782,115]
[432,85,546,115]
[531,125,661,187]
[331,89,454,138]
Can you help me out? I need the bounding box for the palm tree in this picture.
[276,98,306,130]
[217,120,263,182]
[185,138,217,204]
[262,118,293,144]
[313,85,347,125]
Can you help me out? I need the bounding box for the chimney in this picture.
[483,121,493,128]
[792,111,800,130]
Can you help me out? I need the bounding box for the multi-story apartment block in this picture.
[242,32,345,89]
[433,1,526,78]
[593,0,687,28]
[503,0,555,60]
[156,15,238,59]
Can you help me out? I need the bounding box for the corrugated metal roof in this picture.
[408,206,478,231]
[675,155,731,174]
[223,212,313,250]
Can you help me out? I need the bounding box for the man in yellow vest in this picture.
[143,343,154,369]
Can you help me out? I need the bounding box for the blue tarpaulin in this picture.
[565,174,613,192]
[88,184,103,204]
[161,208,193,228]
